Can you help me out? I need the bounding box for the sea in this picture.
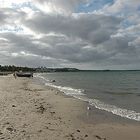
[35,71,140,122]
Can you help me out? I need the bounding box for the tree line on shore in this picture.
[0,65,79,72]
[0,65,36,72]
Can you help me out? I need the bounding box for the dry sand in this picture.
[0,75,140,140]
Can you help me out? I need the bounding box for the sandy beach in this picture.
[0,75,140,140]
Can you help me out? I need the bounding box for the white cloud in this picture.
[33,0,86,13]
[102,0,140,15]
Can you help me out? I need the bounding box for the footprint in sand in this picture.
[6,127,16,133]
[1,122,16,135]
[37,104,46,114]
[95,135,106,140]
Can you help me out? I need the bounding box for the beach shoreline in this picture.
[0,75,140,140]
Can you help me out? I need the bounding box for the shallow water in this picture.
[35,71,140,121]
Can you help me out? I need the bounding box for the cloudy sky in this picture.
[0,0,140,69]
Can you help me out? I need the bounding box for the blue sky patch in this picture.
[76,0,114,13]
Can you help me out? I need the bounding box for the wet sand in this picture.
[0,75,140,140]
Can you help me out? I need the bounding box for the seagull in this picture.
[87,106,91,110]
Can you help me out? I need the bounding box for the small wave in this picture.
[45,82,85,96]
[34,73,50,83]
[35,74,140,121]
[88,99,140,121]
[73,96,140,121]
[35,73,85,96]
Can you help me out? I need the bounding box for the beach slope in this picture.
[0,75,140,140]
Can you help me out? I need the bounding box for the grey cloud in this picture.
[0,25,139,68]
[0,12,7,25]
[0,1,140,69]
[24,13,122,45]
[0,9,25,25]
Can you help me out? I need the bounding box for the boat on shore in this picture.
[16,72,33,78]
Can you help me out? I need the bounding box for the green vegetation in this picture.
[0,65,36,72]
[0,65,79,72]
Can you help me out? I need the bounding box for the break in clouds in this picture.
[0,0,140,69]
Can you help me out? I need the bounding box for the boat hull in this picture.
[16,72,33,77]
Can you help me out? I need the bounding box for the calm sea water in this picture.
[36,71,140,121]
